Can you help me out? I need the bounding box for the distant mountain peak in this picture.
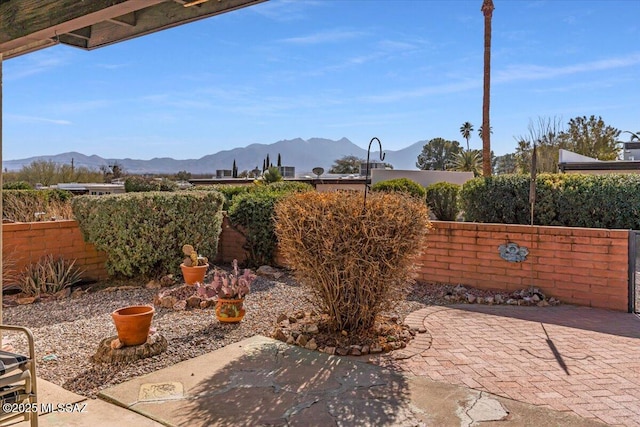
[3,137,425,174]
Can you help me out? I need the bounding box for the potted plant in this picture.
[210,259,256,323]
[111,305,155,346]
[180,244,209,285]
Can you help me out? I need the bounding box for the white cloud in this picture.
[4,49,69,80]
[7,114,71,125]
[250,0,324,22]
[496,52,640,83]
[280,29,366,45]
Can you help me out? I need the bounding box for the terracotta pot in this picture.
[180,263,208,285]
[216,298,246,323]
[112,305,155,346]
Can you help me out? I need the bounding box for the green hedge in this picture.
[125,176,178,192]
[371,178,426,199]
[426,182,461,221]
[72,191,224,278]
[460,173,640,229]
[227,182,313,266]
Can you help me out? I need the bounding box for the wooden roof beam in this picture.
[107,12,137,28]
[0,0,166,56]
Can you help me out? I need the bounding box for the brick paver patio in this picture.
[397,304,640,427]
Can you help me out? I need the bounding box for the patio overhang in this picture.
[0,0,266,59]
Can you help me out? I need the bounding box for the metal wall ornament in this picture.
[498,242,529,263]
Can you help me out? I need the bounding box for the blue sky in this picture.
[3,0,639,161]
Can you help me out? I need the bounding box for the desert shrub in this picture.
[18,255,84,296]
[2,189,73,222]
[2,249,20,291]
[158,179,179,192]
[72,191,224,278]
[371,178,426,199]
[265,181,313,193]
[262,166,282,183]
[425,182,461,221]
[275,191,431,333]
[124,176,177,192]
[459,173,640,229]
[3,181,33,190]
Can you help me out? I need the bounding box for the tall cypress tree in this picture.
[277,153,282,167]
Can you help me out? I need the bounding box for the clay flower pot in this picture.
[112,305,155,346]
[181,263,208,285]
[216,298,246,323]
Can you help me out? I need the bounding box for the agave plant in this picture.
[209,260,256,299]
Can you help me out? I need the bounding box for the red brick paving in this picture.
[397,305,640,426]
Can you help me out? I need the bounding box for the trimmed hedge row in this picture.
[426,182,461,221]
[371,177,426,199]
[227,182,314,266]
[72,191,224,278]
[460,173,640,229]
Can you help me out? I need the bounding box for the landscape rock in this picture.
[71,288,86,299]
[145,280,162,290]
[296,334,308,347]
[305,339,318,351]
[186,295,202,309]
[370,346,383,354]
[16,296,38,305]
[173,300,187,311]
[336,347,349,356]
[256,265,284,280]
[55,288,71,299]
[272,328,288,342]
[304,324,319,334]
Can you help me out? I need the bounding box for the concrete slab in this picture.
[99,335,606,427]
[407,377,604,427]
[10,379,163,427]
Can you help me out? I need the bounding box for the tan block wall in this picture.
[417,221,629,311]
[3,220,108,282]
[6,219,628,311]
[216,219,630,311]
[215,215,285,267]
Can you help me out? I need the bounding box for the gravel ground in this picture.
[1,272,504,399]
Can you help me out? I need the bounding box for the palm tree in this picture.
[477,125,493,139]
[451,150,482,177]
[460,122,474,151]
[624,130,640,141]
[481,0,495,177]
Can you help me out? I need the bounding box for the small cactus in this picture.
[181,244,208,267]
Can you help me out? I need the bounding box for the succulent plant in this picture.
[181,244,208,267]
[209,259,256,299]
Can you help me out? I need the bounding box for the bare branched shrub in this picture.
[275,192,432,333]
[3,190,74,222]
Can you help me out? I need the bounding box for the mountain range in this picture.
[2,137,426,175]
